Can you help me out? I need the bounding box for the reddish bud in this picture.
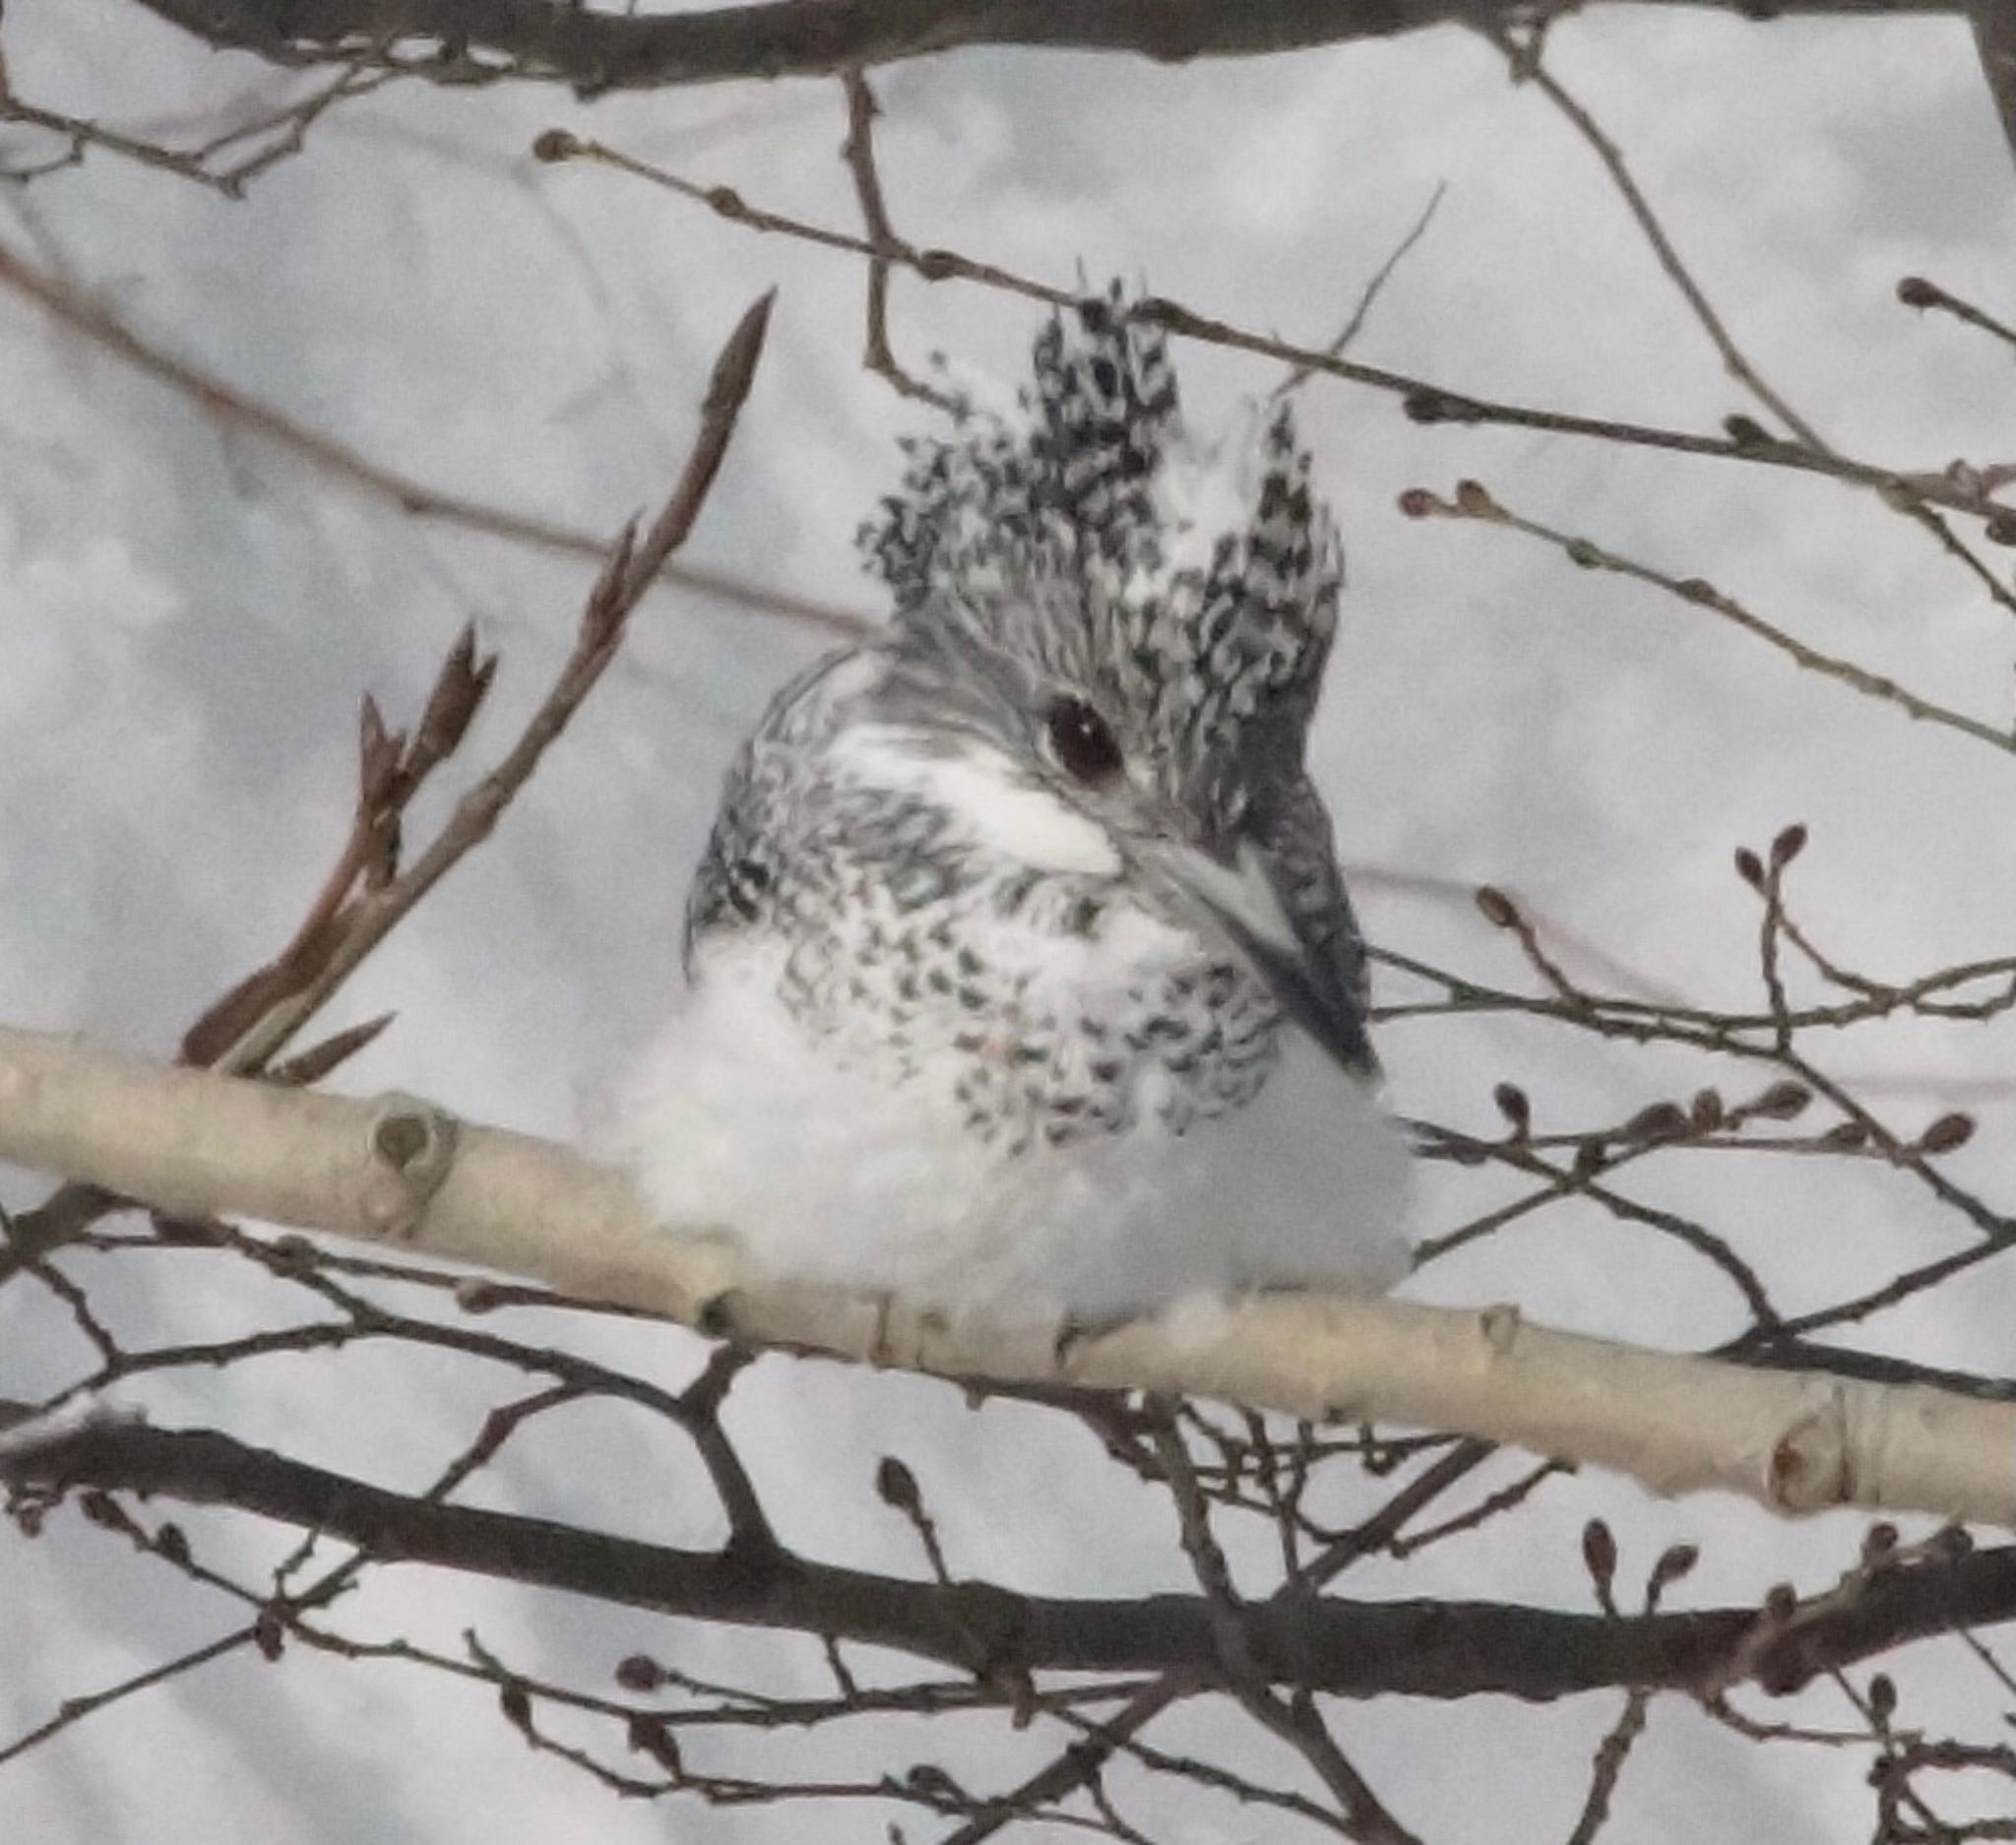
[270,1013,396,1088]
[410,624,499,775]
[1770,823,1807,868]
[80,1491,122,1531]
[1930,1524,1974,1561]
[1918,1113,1975,1155]
[357,694,405,814]
[1492,1083,1531,1132]
[876,1456,922,1514]
[627,1715,681,1771]
[1621,1101,1689,1143]
[1733,847,1765,888]
[614,1654,663,1692]
[1582,1519,1618,1609]
[1475,885,1518,927]
[255,1605,285,1662]
[1750,1081,1812,1121]
[1647,1542,1699,1607]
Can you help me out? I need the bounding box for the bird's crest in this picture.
[857,289,1342,828]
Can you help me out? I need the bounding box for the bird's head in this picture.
[854,292,1374,1077]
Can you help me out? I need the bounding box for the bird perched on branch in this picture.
[610,292,1411,1321]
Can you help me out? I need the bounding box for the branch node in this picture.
[1766,1400,1850,1513]
[360,1095,462,1239]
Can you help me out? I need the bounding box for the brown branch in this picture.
[0,61,386,192]
[0,1622,259,1768]
[839,68,958,410]
[1401,480,2016,755]
[1482,26,1825,449]
[124,0,1979,95]
[215,288,775,1073]
[9,1407,2016,1704]
[1489,29,2016,622]
[536,131,2016,525]
[0,237,869,639]
[934,1680,1185,1845]
[1156,1420,1421,1842]
[1900,274,2016,360]
[1566,1690,1652,1845]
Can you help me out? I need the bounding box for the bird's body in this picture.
[608,296,1411,1320]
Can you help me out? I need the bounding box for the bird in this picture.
[606,291,1412,1324]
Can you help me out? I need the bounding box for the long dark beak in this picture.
[1140,833,1381,1082]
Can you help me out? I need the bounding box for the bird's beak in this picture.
[1138,832,1381,1082]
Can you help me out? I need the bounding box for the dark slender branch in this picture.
[1482,24,1825,450]
[934,1680,1185,1845]
[1972,1,2016,179]
[217,289,774,1073]
[124,0,1977,96]
[839,68,958,410]
[541,132,2016,525]
[11,1409,2016,1705]
[0,237,868,639]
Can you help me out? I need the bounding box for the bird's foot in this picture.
[1051,1307,1147,1369]
[868,1289,900,1368]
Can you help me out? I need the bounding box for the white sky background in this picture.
[0,3,2012,1840]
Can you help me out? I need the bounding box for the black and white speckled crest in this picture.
[858,289,1342,831]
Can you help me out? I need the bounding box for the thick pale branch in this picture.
[1,1027,2013,1528]
[4,1404,2014,1701]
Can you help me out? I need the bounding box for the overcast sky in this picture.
[0,4,2013,1840]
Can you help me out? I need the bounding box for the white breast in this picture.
[600,939,1413,1323]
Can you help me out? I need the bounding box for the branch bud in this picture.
[1917,1113,1975,1155]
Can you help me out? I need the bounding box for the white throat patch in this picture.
[831,725,1121,876]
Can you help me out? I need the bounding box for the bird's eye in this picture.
[1044,695,1124,787]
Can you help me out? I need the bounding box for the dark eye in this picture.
[1045,695,1124,786]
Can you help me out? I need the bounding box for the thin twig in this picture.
[839,69,959,410]
[1483,26,1823,448]
[0,237,868,638]
[1900,274,2016,358]
[538,131,2016,524]
[216,291,776,1073]
[1405,480,2016,755]
[1274,180,1448,396]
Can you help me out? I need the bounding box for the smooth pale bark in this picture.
[0,1026,2010,1527]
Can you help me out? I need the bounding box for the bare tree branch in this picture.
[4,1404,2013,1704]
[214,287,777,1075]
[0,236,870,638]
[121,1,1978,96]
[1972,1,2016,177]
[2,1029,2015,1527]
[536,131,2016,525]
